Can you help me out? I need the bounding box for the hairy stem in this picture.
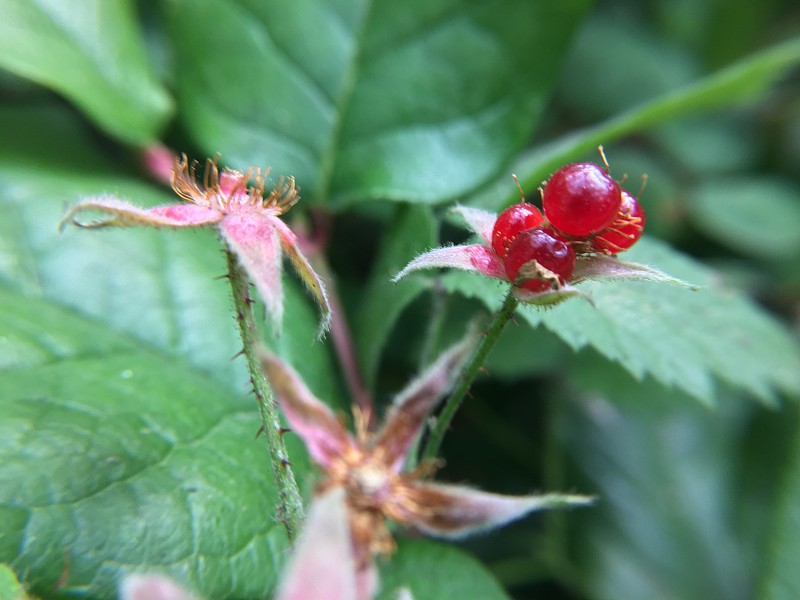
[225,249,304,541]
[422,289,519,461]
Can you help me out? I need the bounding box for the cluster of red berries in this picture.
[492,161,646,292]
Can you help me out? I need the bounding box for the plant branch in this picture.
[225,249,304,541]
[422,289,519,461]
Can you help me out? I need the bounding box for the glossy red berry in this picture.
[592,191,646,254]
[504,228,576,292]
[543,162,622,236]
[491,203,544,257]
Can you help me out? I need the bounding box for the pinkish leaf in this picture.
[120,574,200,600]
[392,245,506,282]
[59,197,223,231]
[276,487,360,600]
[260,350,353,468]
[394,482,593,538]
[450,205,497,245]
[572,255,697,288]
[218,214,284,327]
[375,333,476,471]
[273,217,332,337]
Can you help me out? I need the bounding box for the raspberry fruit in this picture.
[592,191,646,254]
[491,202,544,257]
[543,162,621,236]
[504,228,576,292]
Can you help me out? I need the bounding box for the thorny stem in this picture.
[225,249,304,541]
[422,289,519,461]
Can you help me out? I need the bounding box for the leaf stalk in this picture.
[422,289,519,461]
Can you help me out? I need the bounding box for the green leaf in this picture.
[555,358,787,600]
[0,565,29,600]
[441,237,800,404]
[163,0,589,207]
[355,204,436,388]
[687,176,800,260]
[571,255,697,287]
[0,287,311,599]
[0,0,172,145]
[469,36,800,211]
[0,104,339,400]
[557,15,697,122]
[378,539,511,600]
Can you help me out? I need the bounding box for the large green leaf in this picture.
[0,0,172,145]
[469,36,800,211]
[0,105,339,400]
[553,357,789,600]
[439,236,800,404]
[0,287,311,599]
[378,539,511,600]
[163,0,590,207]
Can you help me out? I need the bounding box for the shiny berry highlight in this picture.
[543,162,621,236]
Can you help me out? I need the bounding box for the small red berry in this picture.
[504,228,576,292]
[543,162,622,236]
[592,191,646,254]
[491,203,544,257]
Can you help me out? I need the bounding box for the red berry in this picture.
[592,191,646,254]
[491,203,544,257]
[504,228,576,292]
[543,162,622,236]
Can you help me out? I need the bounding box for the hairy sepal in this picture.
[259,350,353,469]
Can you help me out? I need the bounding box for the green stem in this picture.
[422,289,519,461]
[225,249,304,541]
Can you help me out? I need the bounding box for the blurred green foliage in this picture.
[0,0,798,599]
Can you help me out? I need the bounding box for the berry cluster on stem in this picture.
[491,150,646,293]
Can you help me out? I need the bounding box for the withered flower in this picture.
[60,155,330,334]
[263,338,592,599]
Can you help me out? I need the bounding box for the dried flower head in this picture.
[262,337,592,599]
[60,155,331,335]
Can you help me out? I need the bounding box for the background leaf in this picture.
[164,0,590,207]
[761,427,800,600]
[687,176,800,260]
[354,204,436,388]
[378,539,512,600]
[0,288,311,599]
[0,0,172,145]
[468,36,800,211]
[551,356,793,600]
